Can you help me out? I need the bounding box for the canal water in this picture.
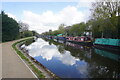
[23,38,120,78]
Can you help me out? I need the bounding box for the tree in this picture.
[58,24,65,34]
[1,11,19,42]
[91,0,119,19]
[69,22,86,36]
[64,26,71,36]
[51,30,61,36]
[49,29,52,35]
[23,31,33,37]
[18,21,33,38]
[90,0,120,38]
[32,30,39,36]
[18,21,29,32]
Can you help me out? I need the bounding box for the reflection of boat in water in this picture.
[65,42,91,51]
[94,48,120,62]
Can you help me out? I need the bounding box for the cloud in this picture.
[76,0,92,8]
[2,0,96,2]
[26,38,79,65]
[7,13,18,21]
[2,0,89,2]
[75,61,88,77]
[59,51,79,66]
[22,5,89,34]
[6,2,92,34]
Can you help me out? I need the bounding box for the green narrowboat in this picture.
[94,38,120,52]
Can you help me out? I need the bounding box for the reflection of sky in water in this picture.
[25,38,88,78]
[26,38,79,66]
[24,38,120,78]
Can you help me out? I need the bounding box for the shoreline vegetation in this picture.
[1,11,39,43]
[12,37,47,78]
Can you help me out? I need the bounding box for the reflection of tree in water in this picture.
[48,40,52,45]
[87,61,120,78]
[43,39,120,78]
[89,51,120,78]
[57,45,65,54]
[63,43,120,78]
[72,46,119,77]
[64,44,91,61]
[42,38,53,45]
[25,38,35,46]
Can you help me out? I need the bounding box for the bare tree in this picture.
[91,0,119,20]
[18,21,29,32]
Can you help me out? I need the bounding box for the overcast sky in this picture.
[2,0,95,34]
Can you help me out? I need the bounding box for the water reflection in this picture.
[25,38,79,66]
[94,48,120,62]
[24,38,120,78]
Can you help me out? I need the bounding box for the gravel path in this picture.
[2,40,37,78]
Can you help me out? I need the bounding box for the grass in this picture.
[12,37,45,78]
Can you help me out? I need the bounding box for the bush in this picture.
[20,31,33,38]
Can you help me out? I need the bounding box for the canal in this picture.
[23,38,120,78]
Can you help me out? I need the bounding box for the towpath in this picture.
[1,39,36,78]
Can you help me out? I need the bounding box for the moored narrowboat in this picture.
[66,36,93,46]
[94,38,120,52]
[53,34,67,43]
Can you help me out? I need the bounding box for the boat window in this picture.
[75,38,77,40]
[81,38,84,41]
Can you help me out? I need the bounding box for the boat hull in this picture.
[67,40,93,46]
[94,44,120,53]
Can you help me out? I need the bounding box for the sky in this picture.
[2,0,94,34]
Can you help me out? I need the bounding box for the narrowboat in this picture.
[53,34,66,43]
[66,36,93,46]
[56,36,66,43]
[94,38,120,52]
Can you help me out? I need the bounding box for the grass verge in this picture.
[12,37,45,78]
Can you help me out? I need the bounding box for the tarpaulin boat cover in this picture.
[94,38,120,46]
